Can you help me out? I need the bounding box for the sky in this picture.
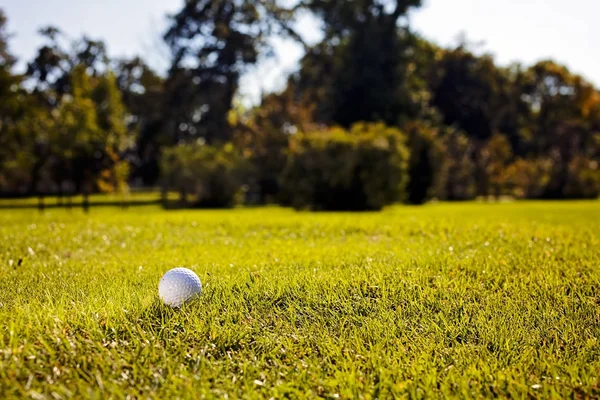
[2,0,599,103]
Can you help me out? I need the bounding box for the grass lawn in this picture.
[0,201,599,398]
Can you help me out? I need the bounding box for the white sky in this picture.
[2,0,599,103]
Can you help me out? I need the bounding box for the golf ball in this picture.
[158,267,202,308]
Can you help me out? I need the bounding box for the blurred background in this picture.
[1,0,599,211]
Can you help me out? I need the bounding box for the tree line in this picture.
[1,1,599,210]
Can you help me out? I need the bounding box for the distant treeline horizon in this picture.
[1,1,599,210]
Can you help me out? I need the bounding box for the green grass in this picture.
[0,201,599,398]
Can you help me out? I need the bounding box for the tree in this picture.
[113,57,170,185]
[161,142,246,208]
[563,156,600,199]
[477,133,513,198]
[291,0,425,127]
[436,130,476,201]
[231,89,316,203]
[0,9,35,194]
[519,61,600,197]
[39,65,130,208]
[114,57,165,184]
[91,71,131,195]
[19,27,131,202]
[404,120,443,204]
[53,66,102,201]
[163,0,299,145]
[0,9,15,66]
[429,45,512,142]
[503,158,553,199]
[26,28,109,104]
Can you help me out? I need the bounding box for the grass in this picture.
[0,201,599,398]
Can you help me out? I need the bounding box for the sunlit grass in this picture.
[0,201,599,398]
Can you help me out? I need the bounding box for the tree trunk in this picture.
[121,189,129,209]
[180,189,188,207]
[161,179,169,209]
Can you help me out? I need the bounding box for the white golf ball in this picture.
[158,268,202,308]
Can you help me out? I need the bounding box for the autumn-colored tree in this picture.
[503,158,553,199]
[437,130,476,201]
[477,134,513,198]
[230,89,317,203]
[518,61,600,197]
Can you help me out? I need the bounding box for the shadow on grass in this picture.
[129,293,212,335]
[0,200,161,210]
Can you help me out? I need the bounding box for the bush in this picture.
[435,130,477,201]
[503,156,600,200]
[503,158,553,199]
[404,121,444,204]
[564,156,600,199]
[280,123,409,211]
[161,143,246,208]
[476,134,513,198]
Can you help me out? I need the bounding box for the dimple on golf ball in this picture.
[158,268,202,308]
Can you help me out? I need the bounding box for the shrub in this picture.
[161,143,246,208]
[435,130,477,201]
[476,133,513,198]
[504,155,599,200]
[280,123,409,211]
[564,156,600,199]
[404,121,444,204]
[503,158,553,199]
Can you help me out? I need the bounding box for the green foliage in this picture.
[292,0,425,126]
[437,130,477,201]
[114,57,165,184]
[0,151,35,192]
[281,123,409,210]
[57,65,101,155]
[477,133,514,198]
[231,91,316,204]
[1,202,600,397]
[0,9,29,192]
[404,121,444,204]
[564,156,600,199]
[0,9,15,66]
[92,72,128,148]
[26,27,109,100]
[161,143,247,208]
[2,3,600,202]
[49,65,129,195]
[162,0,299,144]
[430,46,512,141]
[503,158,553,199]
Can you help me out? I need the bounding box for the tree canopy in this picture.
[0,2,599,207]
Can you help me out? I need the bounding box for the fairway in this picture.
[1,202,599,398]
